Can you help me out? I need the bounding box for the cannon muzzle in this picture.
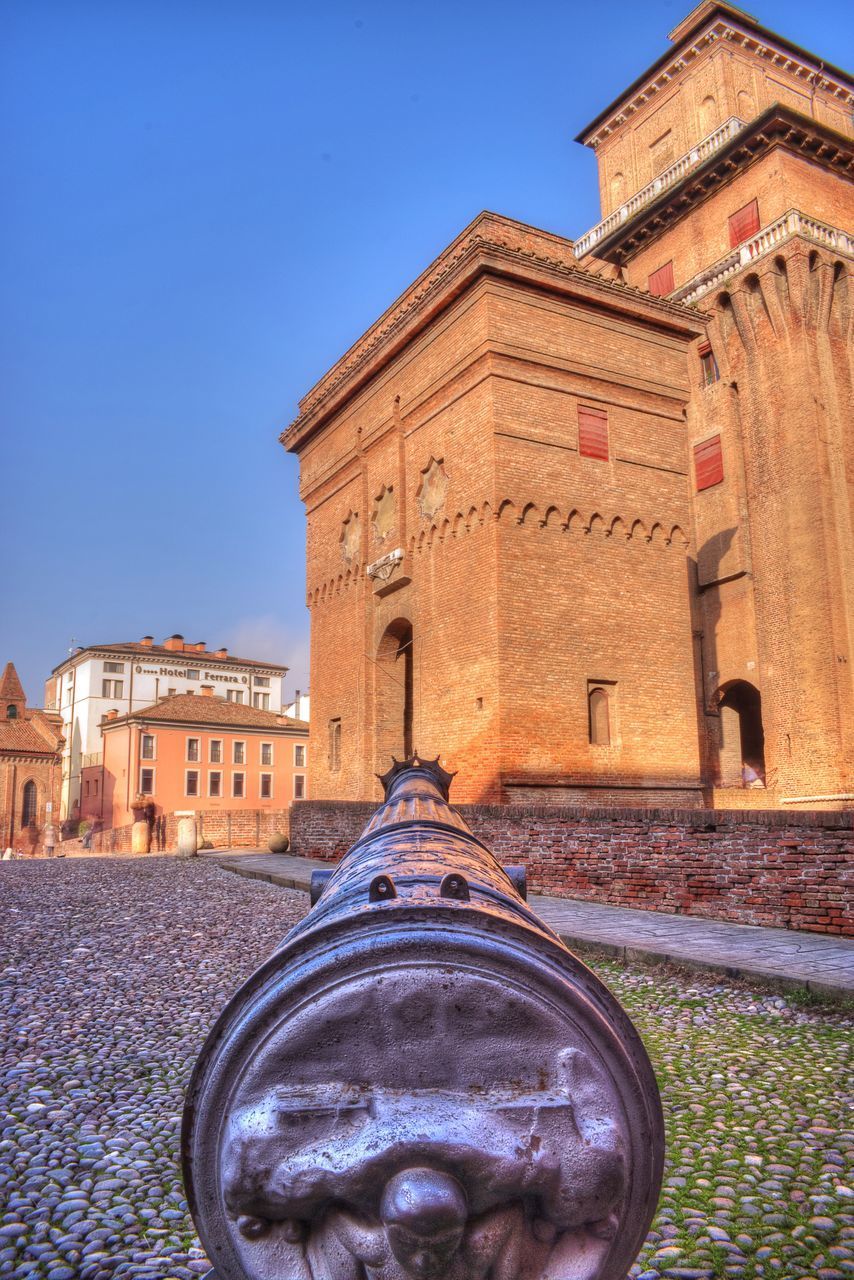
[182,757,664,1280]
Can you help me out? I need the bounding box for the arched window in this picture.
[699,95,718,134]
[21,780,37,828]
[588,687,611,746]
[375,619,414,769]
[716,681,766,787]
[6,704,18,719]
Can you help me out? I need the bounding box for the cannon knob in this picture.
[502,865,527,900]
[309,868,334,906]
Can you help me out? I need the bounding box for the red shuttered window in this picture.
[578,405,609,461]
[694,435,724,491]
[728,198,760,248]
[648,260,675,296]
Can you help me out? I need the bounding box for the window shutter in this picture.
[648,261,675,296]
[578,406,609,460]
[728,199,760,248]
[694,435,724,491]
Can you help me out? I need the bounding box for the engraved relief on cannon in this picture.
[182,758,664,1280]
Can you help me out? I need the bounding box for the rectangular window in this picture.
[699,342,720,387]
[104,661,124,673]
[226,689,244,704]
[294,744,306,768]
[233,741,245,765]
[253,692,270,710]
[186,668,200,681]
[186,770,199,797]
[187,737,200,762]
[294,774,306,800]
[232,772,245,798]
[94,778,99,797]
[260,742,273,767]
[254,676,270,688]
[167,687,177,696]
[694,435,724,491]
[141,734,155,760]
[578,405,609,461]
[329,718,342,771]
[140,767,155,795]
[648,260,675,297]
[101,679,124,698]
[260,773,272,799]
[85,780,90,797]
[650,128,674,174]
[209,771,222,798]
[210,739,222,763]
[728,198,760,248]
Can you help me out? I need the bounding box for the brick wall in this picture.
[289,800,853,936]
[90,808,291,854]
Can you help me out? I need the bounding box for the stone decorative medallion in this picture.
[340,512,360,563]
[417,457,448,520]
[372,486,396,542]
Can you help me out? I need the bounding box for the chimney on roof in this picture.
[213,647,228,659]
[200,685,214,696]
[106,709,118,721]
[163,634,184,652]
[192,641,206,653]
[140,635,154,647]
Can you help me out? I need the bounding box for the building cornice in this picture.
[102,715,307,735]
[584,106,853,265]
[51,646,288,679]
[575,6,853,149]
[281,212,706,454]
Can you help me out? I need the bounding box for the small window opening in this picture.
[329,718,342,771]
[699,342,720,387]
[21,780,37,827]
[588,682,615,746]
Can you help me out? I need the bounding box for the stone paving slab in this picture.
[212,851,854,1000]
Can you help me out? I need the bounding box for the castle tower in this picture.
[284,3,852,809]
[575,1,853,805]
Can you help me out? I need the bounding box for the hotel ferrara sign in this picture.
[134,665,248,684]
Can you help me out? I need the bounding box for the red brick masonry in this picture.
[290,802,853,937]
[90,808,291,854]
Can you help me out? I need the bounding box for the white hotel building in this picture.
[46,634,288,820]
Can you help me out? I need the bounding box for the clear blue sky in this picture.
[2,0,850,705]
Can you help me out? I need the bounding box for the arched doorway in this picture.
[21,780,38,829]
[716,681,766,787]
[375,618,413,770]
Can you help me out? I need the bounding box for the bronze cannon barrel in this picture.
[182,757,664,1280]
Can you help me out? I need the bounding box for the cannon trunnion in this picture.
[183,758,664,1280]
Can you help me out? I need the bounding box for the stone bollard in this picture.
[177,812,198,858]
[131,819,151,854]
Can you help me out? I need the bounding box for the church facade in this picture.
[283,2,853,809]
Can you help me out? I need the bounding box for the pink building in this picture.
[94,688,309,830]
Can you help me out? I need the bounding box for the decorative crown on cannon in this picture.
[182,757,664,1279]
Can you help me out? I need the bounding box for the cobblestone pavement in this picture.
[1,856,852,1280]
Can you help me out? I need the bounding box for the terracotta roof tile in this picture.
[0,719,61,755]
[104,693,308,732]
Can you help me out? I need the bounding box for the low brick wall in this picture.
[289,801,854,936]
[89,809,292,855]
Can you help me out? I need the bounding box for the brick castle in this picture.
[282,1,853,809]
